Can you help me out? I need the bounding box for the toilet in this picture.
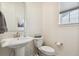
[33,37,56,56]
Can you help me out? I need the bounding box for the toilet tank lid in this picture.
[34,36,43,40]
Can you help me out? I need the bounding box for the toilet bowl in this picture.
[38,46,56,56]
[33,37,56,56]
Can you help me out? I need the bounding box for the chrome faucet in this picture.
[14,32,20,38]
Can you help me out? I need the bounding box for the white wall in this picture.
[25,2,42,37]
[42,2,79,56]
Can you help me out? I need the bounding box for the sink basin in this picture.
[0,37,34,48]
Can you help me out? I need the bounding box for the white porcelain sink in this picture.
[0,37,33,48]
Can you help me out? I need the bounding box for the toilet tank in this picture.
[33,37,44,48]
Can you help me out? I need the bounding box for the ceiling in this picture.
[60,2,79,12]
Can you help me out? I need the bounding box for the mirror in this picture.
[0,2,25,32]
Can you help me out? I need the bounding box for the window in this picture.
[59,9,79,24]
[70,9,79,23]
[60,12,70,24]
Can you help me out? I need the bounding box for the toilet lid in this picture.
[39,46,55,55]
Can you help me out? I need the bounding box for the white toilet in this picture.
[33,37,56,56]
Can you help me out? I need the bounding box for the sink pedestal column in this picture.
[15,47,25,56]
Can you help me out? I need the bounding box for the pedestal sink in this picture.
[0,37,34,56]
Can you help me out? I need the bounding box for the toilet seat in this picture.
[39,46,55,56]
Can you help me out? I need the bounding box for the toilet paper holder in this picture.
[55,42,63,46]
